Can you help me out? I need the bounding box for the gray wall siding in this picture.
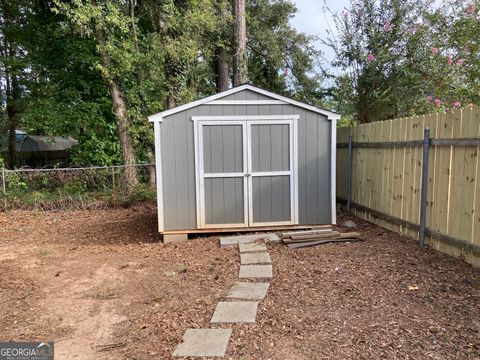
[219,89,276,101]
[160,92,332,231]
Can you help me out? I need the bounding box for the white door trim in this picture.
[192,115,300,122]
[194,116,299,229]
[247,120,298,227]
[194,120,249,229]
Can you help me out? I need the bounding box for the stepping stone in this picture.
[210,301,258,323]
[240,252,271,265]
[226,281,270,300]
[220,233,280,248]
[239,265,272,279]
[173,328,232,358]
[239,242,267,253]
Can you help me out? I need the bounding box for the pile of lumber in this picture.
[281,227,361,249]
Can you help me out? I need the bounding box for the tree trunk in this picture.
[216,47,229,92]
[92,1,138,189]
[233,0,247,86]
[147,148,156,190]
[166,93,176,109]
[109,81,139,188]
[2,4,20,170]
[216,0,229,92]
[6,78,18,169]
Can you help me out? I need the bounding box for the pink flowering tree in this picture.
[324,0,479,123]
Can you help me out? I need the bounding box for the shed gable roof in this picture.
[148,84,340,122]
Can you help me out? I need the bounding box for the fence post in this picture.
[347,133,353,213]
[1,167,5,195]
[419,127,431,248]
[111,166,116,200]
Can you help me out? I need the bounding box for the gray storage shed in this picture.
[148,84,340,242]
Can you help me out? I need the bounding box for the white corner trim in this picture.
[148,115,163,123]
[148,84,339,122]
[328,115,341,121]
[207,100,288,105]
[293,118,299,224]
[331,119,337,225]
[191,115,300,122]
[153,121,164,231]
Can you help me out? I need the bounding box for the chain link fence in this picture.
[0,164,156,211]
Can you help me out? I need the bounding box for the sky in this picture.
[290,0,351,64]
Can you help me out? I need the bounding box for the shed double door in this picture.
[197,119,297,228]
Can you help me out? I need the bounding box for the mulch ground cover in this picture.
[0,205,478,359]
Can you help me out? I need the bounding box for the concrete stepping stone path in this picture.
[226,282,270,300]
[211,301,258,323]
[239,264,273,278]
[174,234,275,358]
[240,252,271,265]
[173,328,232,358]
[239,242,267,253]
[220,233,280,247]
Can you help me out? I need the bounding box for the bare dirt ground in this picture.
[1,204,479,359]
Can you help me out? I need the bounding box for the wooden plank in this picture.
[350,125,360,211]
[354,125,365,211]
[448,109,467,240]
[398,117,409,229]
[406,115,424,239]
[288,231,341,241]
[287,237,362,249]
[384,120,394,219]
[424,112,439,236]
[470,107,480,245]
[402,116,414,224]
[282,229,333,237]
[390,117,405,221]
[365,123,374,214]
[432,111,454,234]
[377,121,387,215]
[369,122,381,213]
[336,128,347,199]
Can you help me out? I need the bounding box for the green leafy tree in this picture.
[247,0,323,104]
[0,0,29,168]
[21,1,121,166]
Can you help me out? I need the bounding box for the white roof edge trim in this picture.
[148,84,340,122]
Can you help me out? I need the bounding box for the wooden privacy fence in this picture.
[337,106,480,266]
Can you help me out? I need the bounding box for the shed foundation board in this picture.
[173,328,232,358]
[226,282,270,300]
[210,301,258,323]
[163,234,188,244]
[160,224,331,235]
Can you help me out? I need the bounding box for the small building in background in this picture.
[1,130,78,168]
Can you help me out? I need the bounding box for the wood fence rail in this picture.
[337,107,480,267]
